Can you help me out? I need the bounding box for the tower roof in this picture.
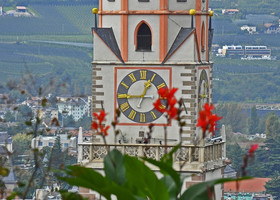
[3,167,17,184]
[92,28,124,63]
[161,28,194,64]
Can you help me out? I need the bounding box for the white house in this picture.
[56,97,89,121]
[31,134,77,151]
[241,25,257,34]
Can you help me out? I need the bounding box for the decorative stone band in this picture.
[98,10,211,16]
[78,142,225,172]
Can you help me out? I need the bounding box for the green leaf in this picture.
[7,192,17,200]
[104,149,126,185]
[160,175,177,200]
[60,165,137,200]
[124,155,169,200]
[61,165,113,199]
[142,157,181,194]
[25,121,32,126]
[161,143,181,167]
[179,177,252,200]
[60,191,85,200]
[0,167,9,176]
[42,98,47,107]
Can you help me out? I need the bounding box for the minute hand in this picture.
[117,94,143,99]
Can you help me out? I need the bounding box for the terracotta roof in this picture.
[224,178,271,193]
[225,9,239,12]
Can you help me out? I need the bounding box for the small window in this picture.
[137,23,152,51]
[177,0,187,2]
[39,141,43,146]
[64,143,69,148]
[108,0,115,2]
[138,0,149,2]
[49,142,53,147]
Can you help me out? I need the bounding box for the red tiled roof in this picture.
[224,178,271,193]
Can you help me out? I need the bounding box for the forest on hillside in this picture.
[210,0,280,16]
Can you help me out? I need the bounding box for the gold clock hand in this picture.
[141,80,151,97]
[117,93,143,99]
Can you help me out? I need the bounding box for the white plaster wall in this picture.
[166,34,195,63]
[102,0,121,11]
[93,36,120,62]
[127,15,160,62]
[128,1,159,10]
[102,15,121,48]
[169,0,196,10]
[95,64,198,144]
[206,168,224,199]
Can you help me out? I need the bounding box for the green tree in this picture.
[3,111,15,122]
[75,115,91,129]
[263,113,280,176]
[16,105,33,122]
[216,103,247,133]
[226,143,244,171]
[12,133,32,157]
[248,106,259,135]
[265,171,280,198]
[63,115,75,127]
[51,136,62,169]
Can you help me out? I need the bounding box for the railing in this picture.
[78,142,225,171]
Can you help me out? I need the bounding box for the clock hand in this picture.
[136,95,154,108]
[137,80,152,108]
[118,94,142,99]
[141,80,151,97]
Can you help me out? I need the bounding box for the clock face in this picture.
[198,69,209,111]
[116,69,168,123]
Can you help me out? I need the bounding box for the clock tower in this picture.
[77,1,226,198]
[92,0,214,145]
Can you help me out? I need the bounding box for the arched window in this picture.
[201,22,205,52]
[136,23,152,51]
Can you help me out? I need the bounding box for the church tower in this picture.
[91,0,214,145]
[78,0,225,199]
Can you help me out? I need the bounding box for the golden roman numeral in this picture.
[128,110,136,120]
[129,73,136,82]
[140,113,145,122]
[150,111,157,120]
[120,102,129,112]
[140,70,147,80]
[118,93,127,98]
[151,74,156,82]
[157,83,166,89]
[121,81,129,89]
[159,104,166,110]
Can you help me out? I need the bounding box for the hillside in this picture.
[0,4,97,95]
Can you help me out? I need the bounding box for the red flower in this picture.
[92,110,110,137]
[153,87,178,120]
[249,144,258,156]
[196,103,222,136]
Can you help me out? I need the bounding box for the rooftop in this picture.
[224,178,271,193]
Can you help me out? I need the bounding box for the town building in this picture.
[216,45,272,60]
[0,132,12,153]
[222,9,239,15]
[78,0,226,199]
[31,134,77,151]
[240,25,257,34]
[224,178,272,199]
[16,6,27,13]
[56,96,89,121]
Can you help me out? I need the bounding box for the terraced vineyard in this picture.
[0,4,98,95]
[56,5,96,34]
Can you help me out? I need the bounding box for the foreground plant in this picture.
[59,100,257,200]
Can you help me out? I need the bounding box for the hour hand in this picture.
[117,93,142,99]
